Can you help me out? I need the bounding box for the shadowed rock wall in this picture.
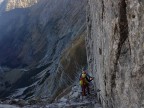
[0,0,87,100]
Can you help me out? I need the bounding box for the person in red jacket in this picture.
[79,70,93,96]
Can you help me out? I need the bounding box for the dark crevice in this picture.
[132,14,135,18]
[117,0,129,62]
[104,73,108,97]
[101,0,104,20]
[114,24,118,35]
[87,2,92,40]
[111,0,128,88]
[99,48,102,55]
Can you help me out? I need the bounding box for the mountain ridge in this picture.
[0,0,39,12]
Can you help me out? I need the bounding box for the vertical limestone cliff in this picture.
[87,0,144,108]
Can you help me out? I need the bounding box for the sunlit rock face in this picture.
[0,0,39,12]
[0,0,87,100]
[87,0,144,108]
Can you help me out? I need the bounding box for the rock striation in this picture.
[0,0,87,101]
[87,0,144,108]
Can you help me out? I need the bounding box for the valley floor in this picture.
[0,83,102,108]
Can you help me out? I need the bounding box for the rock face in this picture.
[0,0,87,100]
[87,0,144,108]
[0,0,39,12]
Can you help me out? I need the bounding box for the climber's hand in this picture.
[90,77,94,81]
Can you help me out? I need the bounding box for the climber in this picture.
[79,70,94,96]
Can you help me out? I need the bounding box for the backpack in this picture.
[79,73,88,86]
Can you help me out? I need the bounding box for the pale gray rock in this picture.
[0,0,39,12]
[87,0,144,108]
[59,97,67,103]
[0,104,19,108]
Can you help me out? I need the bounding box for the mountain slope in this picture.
[0,0,87,101]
